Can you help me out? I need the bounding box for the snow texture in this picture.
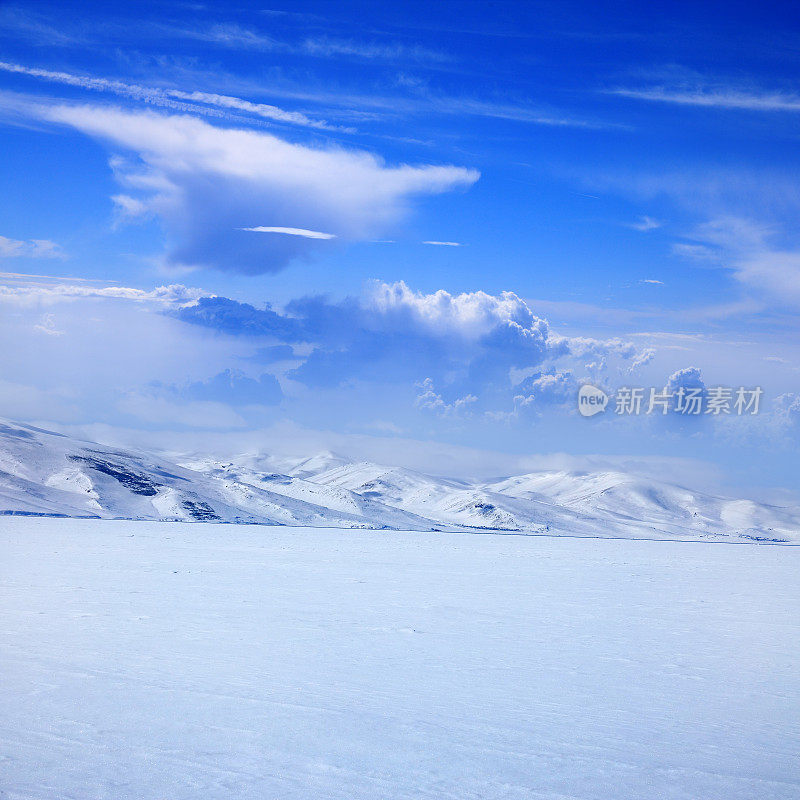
[0,516,798,799]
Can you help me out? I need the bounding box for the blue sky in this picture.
[0,0,798,497]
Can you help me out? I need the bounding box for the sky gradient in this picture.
[1,0,798,499]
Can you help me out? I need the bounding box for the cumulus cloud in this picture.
[627,347,656,374]
[172,281,656,401]
[363,281,545,340]
[26,102,479,273]
[175,281,561,398]
[558,335,638,360]
[165,281,665,418]
[666,366,705,393]
[773,392,800,430]
[0,276,674,429]
[415,378,477,416]
[514,369,578,409]
[173,296,302,340]
[661,366,708,420]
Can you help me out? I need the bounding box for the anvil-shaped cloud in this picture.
[32,102,480,273]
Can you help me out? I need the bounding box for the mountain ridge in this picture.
[0,418,797,542]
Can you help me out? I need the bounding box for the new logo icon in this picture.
[578,384,608,417]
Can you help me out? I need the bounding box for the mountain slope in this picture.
[0,418,797,541]
[485,470,800,541]
[0,420,439,530]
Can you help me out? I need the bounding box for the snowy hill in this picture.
[485,470,800,541]
[0,420,436,530]
[0,418,798,541]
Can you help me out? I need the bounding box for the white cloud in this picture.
[301,36,448,63]
[415,378,477,416]
[672,242,719,262]
[610,86,800,112]
[26,103,478,273]
[33,313,64,336]
[0,288,253,428]
[735,249,800,305]
[627,347,655,374]
[0,235,63,259]
[111,194,149,219]
[423,240,462,246]
[166,89,350,131]
[0,271,92,282]
[513,370,578,412]
[421,94,613,128]
[170,23,449,64]
[365,280,545,340]
[240,226,337,239]
[0,61,344,132]
[627,216,661,232]
[640,278,664,285]
[179,23,278,49]
[558,335,637,360]
[0,282,207,307]
[675,216,800,307]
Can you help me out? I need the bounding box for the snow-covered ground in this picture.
[1,517,798,800]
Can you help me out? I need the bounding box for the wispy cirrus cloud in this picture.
[0,8,449,65]
[0,61,348,132]
[0,5,86,47]
[626,216,661,232]
[423,94,615,128]
[0,271,108,284]
[172,22,450,64]
[175,72,610,131]
[302,36,450,63]
[609,84,800,112]
[675,216,800,307]
[0,235,64,259]
[5,51,606,134]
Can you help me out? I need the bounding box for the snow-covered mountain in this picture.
[0,419,435,530]
[1,417,797,541]
[483,471,800,541]
[295,459,799,541]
